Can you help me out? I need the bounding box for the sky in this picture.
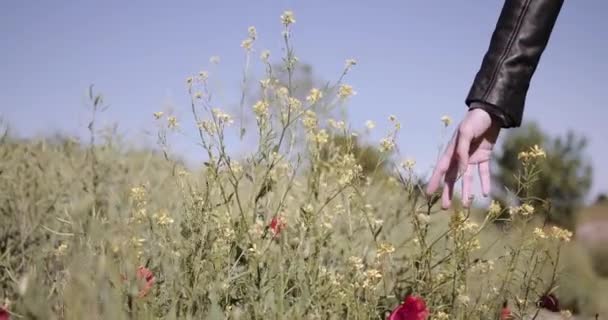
[1,1,607,203]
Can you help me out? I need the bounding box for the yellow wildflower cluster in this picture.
[335,153,362,186]
[379,137,395,153]
[509,203,535,216]
[432,311,450,320]
[152,210,174,226]
[440,115,452,127]
[54,243,68,257]
[550,226,573,242]
[260,50,270,62]
[212,108,234,126]
[401,158,416,170]
[252,100,270,118]
[153,111,164,120]
[338,84,356,99]
[281,10,296,26]
[167,116,179,129]
[518,144,547,162]
[241,26,256,51]
[302,110,318,130]
[306,88,323,104]
[376,242,395,258]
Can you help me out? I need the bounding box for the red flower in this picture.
[0,305,10,320]
[388,295,429,320]
[269,216,286,236]
[500,307,512,320]
[136,266,155,298]
[537,294,560,312]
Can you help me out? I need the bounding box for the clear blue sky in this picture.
[1,1,606,202]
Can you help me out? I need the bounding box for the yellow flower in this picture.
[365,120,375,130]
[521,203,535,216]
[167,116,179,129]
[560,310,572,318]
[260,50,270,62]
[388,114,397,122]
[550,226,573,242]
[199,70,209,80]
[488,200,502,216]
[533,227,547,240]
[55,243,68,257]
[379,138,395,152]
[247,26,257,39]
[348,256,364,270]
[401,159,416,170]
[338,84,356,99]
[306,88,323,104]
[153,111,164,120]
[315,130,329,145]
[281,10,296,26]
[194,91,203,99]
[440,115,452,127]
[241,38,254,51]
[530,144,546,158]
[153,210,174,226]
[376,242,395,258]
[253,100,270,118]
[345,58,357,69]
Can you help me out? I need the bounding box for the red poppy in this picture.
[0,305,10,320]
[136,266,155,298]
[269,216,285,236]
[388,295,429,320]
[500,307,512,320]
[537,294,559,312]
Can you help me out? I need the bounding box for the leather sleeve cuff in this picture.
[465,0,564,129]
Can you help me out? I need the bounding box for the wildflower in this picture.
[348,256,364,270]
[302,110,318,130]
[130,186,147,203]
[533,227,548,240]
[209,56,220,64]
[252,100,270,118]
[376,242,395,258]
[135,266,155,298]
[365,269,382,280]
[389,115,397,122]
[281,10,296,26]
[550,226,573,242]
[194,91,203,99]
[167,116,178,129]
[212,108,234,125]
[537,293,560,312]
[315,129,329,145]
[488,200,502,217]
[338,84,356,99]
[241,38,254,51]
[440,115,452,127]
[153,210,174,225]
[306,88,323,103]
[388,295,429,320]
[530,144,546,158]
[269,215,286,236]
[288,97,302,112]
[186,76,193,85]
[521,203,535,216]
[260,50,270,62]
[55,243,68,257]
[259,78,271,88]
[560,310,572,318]
[380,138,395,152]
[153,111,164,120]
[401,159,416,170]
[345,58,357,69]
[198,70,209,80]
[365,120,375,130]
[247,26,257,39]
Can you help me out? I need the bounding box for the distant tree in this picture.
[596,193,607,205]
[493,122,593,228]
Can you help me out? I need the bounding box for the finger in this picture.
[478,161,491,196]
[456,128,472,175]
[441,160,458,209]
[461,164,474,207]
[426,139,457,195]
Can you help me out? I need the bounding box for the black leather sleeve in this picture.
[466,0,564,128]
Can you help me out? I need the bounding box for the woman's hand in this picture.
[425,106,501,209]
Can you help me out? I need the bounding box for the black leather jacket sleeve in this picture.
[466,0,564,128]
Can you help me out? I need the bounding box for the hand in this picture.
[425,106,501,209]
